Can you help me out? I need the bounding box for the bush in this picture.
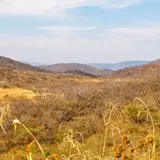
[123,103,146,123]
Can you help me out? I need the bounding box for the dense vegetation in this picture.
[0,59,160,160]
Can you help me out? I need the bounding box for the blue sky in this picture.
[0,0,160,63]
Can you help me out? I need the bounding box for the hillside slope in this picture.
[0,57,103,89]
[151,59,160,64]
[0,56,47,72]
[40,63,111,76]
[113,59,160,78]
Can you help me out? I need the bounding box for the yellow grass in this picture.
[0,88,36,99]
[76,78,104,83]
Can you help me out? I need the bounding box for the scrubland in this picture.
[0,67,160,160]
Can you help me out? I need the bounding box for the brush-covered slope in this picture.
[0,56,46,72]
[0,57,104,89]
[151,59,160,64]
[113,59,160,78]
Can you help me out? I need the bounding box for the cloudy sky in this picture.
[0,0,160,63]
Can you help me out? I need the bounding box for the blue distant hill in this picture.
[88,61,149,71]
[24,60,151,71]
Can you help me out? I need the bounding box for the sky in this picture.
[0,0,160,64]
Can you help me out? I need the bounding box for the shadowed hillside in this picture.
[64,69,98,77]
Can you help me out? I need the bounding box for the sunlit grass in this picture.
[0,88,36,99]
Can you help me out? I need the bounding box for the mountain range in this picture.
[0,56,159,77]
[27,60,150,71]
[39,63,111,76]
[0,56,111,77]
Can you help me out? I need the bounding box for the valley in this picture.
[0,57,160,160]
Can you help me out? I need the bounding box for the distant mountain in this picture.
[23,60,150,71]
[113,59,160,78]
[0,56,47,72]
[89,61,149,71]
[40,63,112,76]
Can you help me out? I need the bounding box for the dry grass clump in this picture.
[108,98,158,160]
[0,103,11,133]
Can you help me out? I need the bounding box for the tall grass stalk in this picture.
[13,119,48,160]
[102,103,117,159]
[134,98,156,160]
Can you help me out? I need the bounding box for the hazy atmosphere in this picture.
[0,0,160,63]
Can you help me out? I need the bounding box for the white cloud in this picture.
[0,0,143,16]
[0,25,160,63]
[37,26,96,36]
[108,27,160,40]
[36,25,160,40]
[90,0,143,9]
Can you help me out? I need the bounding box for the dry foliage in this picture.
[0,64,160,159]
